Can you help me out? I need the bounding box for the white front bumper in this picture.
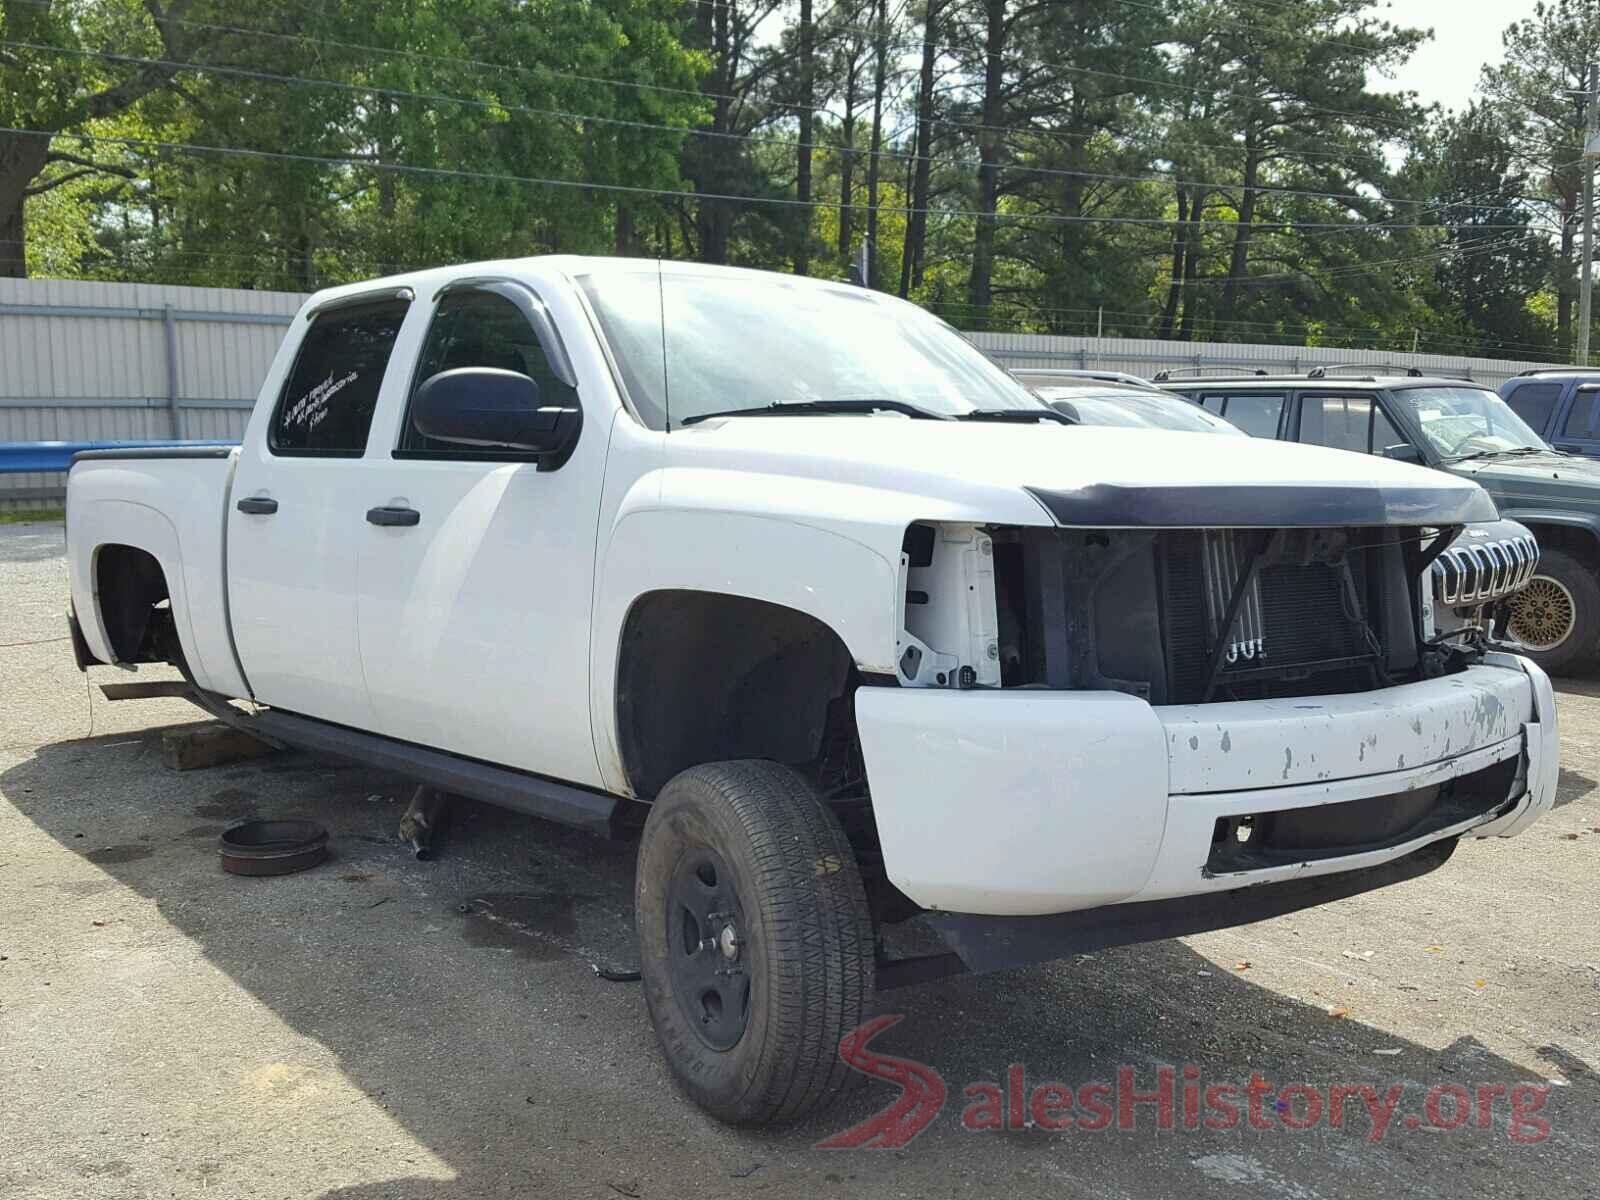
[855,654,1558,916]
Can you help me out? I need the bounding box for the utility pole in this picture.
[1579,63,1599,365]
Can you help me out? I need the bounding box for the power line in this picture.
[5,39,1532,219]
[1161,229,1548,290]
[5,0,1423,140]
[5,126,1551,233]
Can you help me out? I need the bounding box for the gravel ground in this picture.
[1,519,1596,1199]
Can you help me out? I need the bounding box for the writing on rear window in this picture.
[270,298,409,455]
[282,370,359,433]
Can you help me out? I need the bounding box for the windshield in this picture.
[577,270,1047,429]
[1033,386,1244,434]
[1389,386,1549,459]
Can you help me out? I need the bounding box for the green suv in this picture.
[1155,365,1600,674]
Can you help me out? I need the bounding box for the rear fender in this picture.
[68,498,234,693]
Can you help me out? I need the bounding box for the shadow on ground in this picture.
[3,725,1595,1200]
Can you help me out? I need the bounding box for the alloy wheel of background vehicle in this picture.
[635,760,875,1125]
[1505,548,1600,676]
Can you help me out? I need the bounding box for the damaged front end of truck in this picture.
[861,471,1557,986]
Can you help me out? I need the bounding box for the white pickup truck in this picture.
[64,257,1558,1125]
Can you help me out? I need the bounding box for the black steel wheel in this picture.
[635,760,875,1125]
[665,847,751,1051]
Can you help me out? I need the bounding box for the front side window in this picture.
[576,270,1045,429]
[1301,394,1373,453]
[1559,391,1599,440]
[400,289,577,456]
[1388,386,1548,459]
[1296,393,1406,455]
[270,298,409,456]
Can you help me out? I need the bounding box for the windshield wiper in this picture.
[957,407,1075,425]
[680,399,951,426]
[1448,446,1551,462]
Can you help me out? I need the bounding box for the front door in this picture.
[353,281,608,788]
[1291,391,1407,458]
[228,293,413,727]
[1550,387,1600,456]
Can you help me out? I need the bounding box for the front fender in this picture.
[588,508,899,796]
[1491,507,1600,547]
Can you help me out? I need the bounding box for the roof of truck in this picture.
[1153,372,1489,391]
[298,255,909,316]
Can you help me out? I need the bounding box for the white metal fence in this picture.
[0,276,1567,511]
[965,331,1551,389]
[0,278,299,509]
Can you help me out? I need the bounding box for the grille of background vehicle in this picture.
[1431,533,1538,607]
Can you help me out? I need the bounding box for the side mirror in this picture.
[1381,442,1423,464]
[411,367,580,466]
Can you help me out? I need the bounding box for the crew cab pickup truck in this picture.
[65,259,1558,1126]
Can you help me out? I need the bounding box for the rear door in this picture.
[227,291,413,726]
[352,280,608,788]
[1502,380,1564,443]
[1192,389,1288,437]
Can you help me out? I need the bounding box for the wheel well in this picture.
[94,544,172,663]
[615,591,856,801]
[1518,523,1600,571]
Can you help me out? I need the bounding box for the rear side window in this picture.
[1198,392,1285,437]
[270,298,410,456]
[1505,382,1561,434]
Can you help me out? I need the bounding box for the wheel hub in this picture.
[1508,574,1576,652]
[666,849,751,1051]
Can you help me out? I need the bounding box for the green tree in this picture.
[0,0,201,277]
[1479,0,1600,352]
[1414,105,1556,356]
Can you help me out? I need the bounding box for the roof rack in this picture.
[1150,366,1269,382]
[1514,365,1600,377]
[1010,367,1152,387]
[1306,363,1424,379]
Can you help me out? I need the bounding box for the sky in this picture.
[1376,0,1544,112]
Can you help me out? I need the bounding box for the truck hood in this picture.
[670,416,1498,528]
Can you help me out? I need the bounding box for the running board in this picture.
[191,691,624,838]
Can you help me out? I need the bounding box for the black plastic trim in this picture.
[72,445,234,463]
[66,605,98,671]
[918,839,1456,979]
[1025,481,1499,529]
[240,705,623,837]
[366,505,421,527]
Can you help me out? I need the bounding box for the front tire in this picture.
[635,761,874,1125]
[1505,547,1600,676]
